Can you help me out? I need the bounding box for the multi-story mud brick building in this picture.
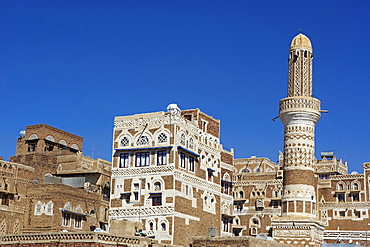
[1,34,370,247]
[109,107,235,245]
[230,34,370,247]
[109,33,370,247]
[0,124,111,236]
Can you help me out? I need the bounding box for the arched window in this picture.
[180,133,186,146]
[189,137,194,149]
[239,191,244,198]
[29,134,38,140]
[338,183,344,191]
[71,144,79,150]
[136,136,149,146]
[35,201,43,215]
[157,133,168,144]
[45,201,53,215]
[161,222,167,231]
[64,202,72,210]
[353,183,359,190]
[154,182,161,191]
[121,137,129,147]
[45,135,55,142]
[241,168,250,173]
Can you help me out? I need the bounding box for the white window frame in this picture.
[135,152,150,167]
[157,150,167,165]
[180,153,186,169]
[120,153,130,168]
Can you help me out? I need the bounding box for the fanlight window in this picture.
[189,138,194,149]
[353,183,359,190]
[338,183,344,191]
[121,137,129,147]
[154,182,162,191]
[241,168,250,173]
[136,136,149,146]
[29,134,38,140]
[180,133,186,146]
[46,135,55,142]
[158,133,168,144]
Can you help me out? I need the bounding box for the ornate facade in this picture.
[110,107,234,245]
[0,124,111,236]
[1,34,369,247]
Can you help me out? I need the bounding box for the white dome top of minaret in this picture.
[290,33,312,52]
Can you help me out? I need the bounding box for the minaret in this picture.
[271,33,324,247]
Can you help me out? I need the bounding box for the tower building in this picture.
[109,107,235,245]
[271,34,325,246]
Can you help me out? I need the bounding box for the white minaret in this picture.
[272,33,324,247]
[280,33,321,218]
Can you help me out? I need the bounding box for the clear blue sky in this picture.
[1,1,369,173]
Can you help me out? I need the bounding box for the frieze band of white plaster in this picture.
[324,230,370,241]
[111,165,175,177]
[174,170,221,193]
[220,194,233,205]
[198,141,221,155]
[234,180,283,187]
[238,208,281,216]
[109,206,174,219]
[330,174,364,180]
[220,161,234,172]
[318,202,370,209]
[283,184,315,201]
[114,114,198,134]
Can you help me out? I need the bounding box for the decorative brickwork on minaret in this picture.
[271,34,325,247]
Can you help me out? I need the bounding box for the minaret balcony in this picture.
[279,97,321,114]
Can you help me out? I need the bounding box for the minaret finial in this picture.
[299,28,302,33]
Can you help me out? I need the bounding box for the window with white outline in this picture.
[136,152,150,167]
[62,212,71,227]
[337,193,345,203]
[222,217,232,232]
[338,183,344,191]
[157,133,168,144]
[189,137,194,149]
[222,182,229,195]
[188,156,195,172]
[180,133,186,146]
[241,168,250,173]
[35,201,43,215]
[154,182,162,191]
[133,192,139,201]
[74,215,82,228]
[157,151,167,165]
[180,153,186,168]
[201,120,207,132]
[319,174,330,179]
[353,182,359,190]
[136,135,150,146]
[120,153,130,168]
[352,193,360,202]
[161,222,167,231]
[45,201,53,215]
[152,195,162,206]
[120,137,129,147]
[207,170,214,182]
